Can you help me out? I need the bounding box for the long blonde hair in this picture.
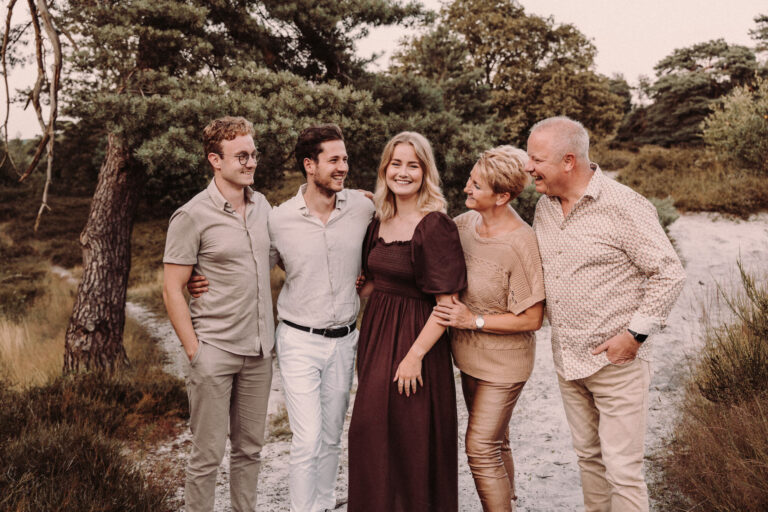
[373,132,447,221]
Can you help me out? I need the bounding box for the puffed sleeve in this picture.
[411,212,467,295]
[361,217,380,278]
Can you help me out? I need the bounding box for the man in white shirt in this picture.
[269,124,374,512]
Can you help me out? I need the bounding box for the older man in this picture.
[526,116,685,511]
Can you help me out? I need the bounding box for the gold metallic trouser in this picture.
[461,373,526,512]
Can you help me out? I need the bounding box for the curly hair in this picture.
[202,116,255,163]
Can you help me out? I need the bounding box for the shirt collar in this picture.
[582,163,604,200]
[293,184,347,216]
[207,179,254,213]
[544,162,603,208]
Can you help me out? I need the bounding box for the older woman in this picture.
[348,132,467,512]
[433,146,545,512]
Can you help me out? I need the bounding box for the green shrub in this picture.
[703,78,768,175]
[509,184,542,225]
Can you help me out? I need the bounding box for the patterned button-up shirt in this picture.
[533,166,685,380]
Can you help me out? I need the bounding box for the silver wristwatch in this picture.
[474,315,485,330]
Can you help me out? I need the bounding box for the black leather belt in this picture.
[283,320,357,338]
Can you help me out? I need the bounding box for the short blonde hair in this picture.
[473,145,530,200]
[373,132,447,221]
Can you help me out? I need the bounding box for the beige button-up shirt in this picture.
[269,186,375,328]
[533,166,685,380]
[163,180,274,357]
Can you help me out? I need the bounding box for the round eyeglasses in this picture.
[219,151,259,166]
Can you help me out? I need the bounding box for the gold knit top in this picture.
[451,210,546,384]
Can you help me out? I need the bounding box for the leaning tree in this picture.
[4,0,427,372]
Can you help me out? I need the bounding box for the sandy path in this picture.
[133,211,768,511]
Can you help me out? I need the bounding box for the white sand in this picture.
[131,211,768,511]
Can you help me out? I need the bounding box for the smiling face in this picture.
[525,129,566,197]
[463,165,501,212]
[385,142,424,200]
[213,134,257,189]
[306,139,348,195]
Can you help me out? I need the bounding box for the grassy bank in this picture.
[0,267,189,511]
[0,185,188,511]
[656,266,768,510]
[611,146,768,218]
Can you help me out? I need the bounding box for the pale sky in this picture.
[358,0,766,79]
[4,0,766,139]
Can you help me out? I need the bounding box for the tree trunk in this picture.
[63,133,143,373]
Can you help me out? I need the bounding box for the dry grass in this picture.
[0,272,74,388]
[267,403,293,442]
[657,266,768,510]
[617,146,768,218]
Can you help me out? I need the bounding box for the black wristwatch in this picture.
[627,329,648,343]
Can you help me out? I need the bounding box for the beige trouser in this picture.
[185,341,272,512]
[461,373,526,512]
[557,358,651,512]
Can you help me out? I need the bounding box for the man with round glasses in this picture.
[163,116,275,512]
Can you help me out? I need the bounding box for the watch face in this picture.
[475,316,485,329]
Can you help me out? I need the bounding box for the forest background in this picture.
[1,1,768,510]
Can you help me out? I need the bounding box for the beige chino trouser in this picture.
[185,341,272,512]
[557,358,651,512]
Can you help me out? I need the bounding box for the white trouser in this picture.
[275,321,358,512]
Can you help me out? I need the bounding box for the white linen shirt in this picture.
[269,186,375,329]
[533,166,686,380]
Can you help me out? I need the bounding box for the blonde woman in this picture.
[348,132,467,512]
[433,146,545,511]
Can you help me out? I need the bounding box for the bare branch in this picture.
[18,0,48,183]
[27,0,45,130]
[32,0,62,231]
[2,0,20,174]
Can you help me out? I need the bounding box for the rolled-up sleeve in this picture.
[163,210,199,265]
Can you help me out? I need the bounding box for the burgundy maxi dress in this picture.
[348,212,467,512]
